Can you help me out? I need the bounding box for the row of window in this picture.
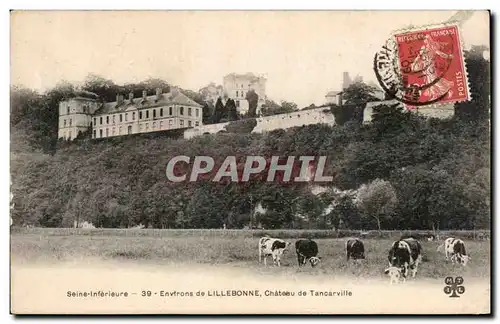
[93,119,199,138]
[93,106,200,126]
[235,91,246,98]
[65,104,92,115]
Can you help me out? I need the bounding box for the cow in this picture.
[345,238,365,261]
[258,236,292,267]
[440,237,470,266]
[295,239,322,267]
[387,237,423,279]
[384,266,406,285]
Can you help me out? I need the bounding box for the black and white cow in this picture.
[387,237,423,279]
[295,239,322,267]
[345,238,365,261]
[258,236,292,267]
[443,237,470,266]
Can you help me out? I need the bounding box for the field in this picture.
[10,228,492,314]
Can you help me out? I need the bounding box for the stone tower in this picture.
[58,91,101,141]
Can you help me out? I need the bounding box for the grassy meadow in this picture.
[10,228,491,282]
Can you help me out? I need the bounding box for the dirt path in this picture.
[10,260,491,315]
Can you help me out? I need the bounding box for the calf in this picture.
[384,266,405,285]
[295,239,322,267]
[258,236,291,267]
[442,237,470,266]
[345,238,365,261]
[387,237,423,279]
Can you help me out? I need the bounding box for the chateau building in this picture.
[222,73,267,115]
[58,87,203,141]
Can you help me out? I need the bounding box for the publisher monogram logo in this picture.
[444,276,465,298]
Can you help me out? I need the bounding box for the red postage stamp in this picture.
[394,24,470,109]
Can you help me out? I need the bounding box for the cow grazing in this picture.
[384,266,406,285]
[258,236,292,267]
[345,238,365,261]
[295,239,322,267]
[442,237,470,266]
[387,237,423,279]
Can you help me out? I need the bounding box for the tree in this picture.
[356,178,398,231]
[454,45,490,122]
[225,98,239,121]
[212,97,226,123]
[202,102,214,125]
[245,89,259,117]
[342,81,381,105]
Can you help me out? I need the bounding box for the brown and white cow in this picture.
[258,236,292,267]
[295,239,322,267]
[387,237,423,279]
[345,238,365,262]
[442,237,470,266]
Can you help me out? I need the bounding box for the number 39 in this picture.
[142,290,152,297]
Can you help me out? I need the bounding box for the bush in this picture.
[224,118,258,134]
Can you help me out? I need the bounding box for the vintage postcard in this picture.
[10,10,491,315]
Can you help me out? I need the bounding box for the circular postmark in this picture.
[373,31,457,107]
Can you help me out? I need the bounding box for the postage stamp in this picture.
[374,22,471,109]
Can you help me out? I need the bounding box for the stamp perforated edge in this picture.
[385,20,472,110]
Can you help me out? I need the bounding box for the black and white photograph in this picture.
[9,9,491,315]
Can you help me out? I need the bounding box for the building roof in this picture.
[94,90,203,116]
[325,90,341,97]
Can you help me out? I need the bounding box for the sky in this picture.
[10,10,489,107]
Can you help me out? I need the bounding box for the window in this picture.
[196,109,199,117]
[100,117,103,125]
[106,116,109,124]
[113,115,115,124]
[160,108,163,117]
[127,125,132,134]
[153,122,156,129]
[169,107,173,115]
[242,91,245,98]
[140,124,143,131]
[169,120,173,125]
[195,121,199,126]
[120,114,123,122]
[68,131,72,139]
[69,118,72,126]
[139,111,142,119]
[188,108,192,116]
[106,128,109,137]
[100,129,103,138]
[93,118,96,125]
[160,121,164,128]
[241,84,244,88]
[180,107,184,115]
[119,126,122,134]
[146,123,149,130]
[146,110,149,119]
[236,91,239,97]
[236,101,240,107]
[64,119,66,127]
[112,127,115,136]
[67,107,70,114]
[188,121,192,127]
[133,112,136,120]
[93,130,96,138]
[180,120,184,126]
[125,113,128,121]
[153,109,156,118]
